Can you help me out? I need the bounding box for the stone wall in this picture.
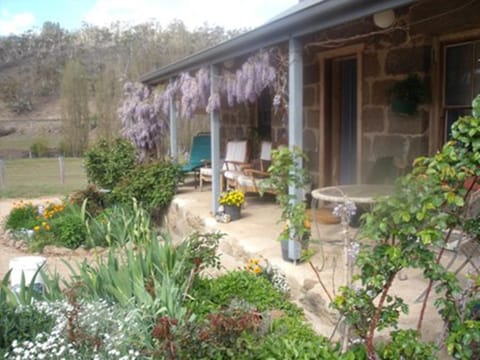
[298,5,434,185]
[218,104,256,154]
[362,16,431,179]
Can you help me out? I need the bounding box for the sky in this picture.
[0,0,299,36]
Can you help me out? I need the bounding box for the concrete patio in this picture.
[167,181,478,354]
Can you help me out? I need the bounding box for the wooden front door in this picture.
[324,56,358,185]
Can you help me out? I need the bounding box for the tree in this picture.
[60,60,90,156]
[94,66,120,141]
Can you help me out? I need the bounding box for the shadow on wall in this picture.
[367,156,409,184]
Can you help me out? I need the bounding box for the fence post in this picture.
[58,156,65,184]
[0,160,5,190]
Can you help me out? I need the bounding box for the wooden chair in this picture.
[236,141,275,195]
[199,139,249,191]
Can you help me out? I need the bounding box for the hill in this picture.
[0,21,241,155]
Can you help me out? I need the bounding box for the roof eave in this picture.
[140,0,414,86]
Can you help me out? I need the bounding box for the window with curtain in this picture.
[443,41,480,140]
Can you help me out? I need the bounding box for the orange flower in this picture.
[304,219,311,229]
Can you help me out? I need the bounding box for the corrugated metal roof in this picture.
[140,0,414,85]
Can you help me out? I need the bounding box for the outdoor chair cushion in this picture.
[199,139,249,191]
[181,132,211,173]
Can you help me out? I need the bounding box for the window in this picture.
[443,41,480,139]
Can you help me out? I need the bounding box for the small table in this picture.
[311,184,393,205]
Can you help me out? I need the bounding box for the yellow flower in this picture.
[253,265,262,275]
[33,226,40,232]
[219,190,245,206]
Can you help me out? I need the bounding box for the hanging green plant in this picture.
[389,74,429,116]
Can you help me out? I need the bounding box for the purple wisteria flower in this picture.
[333,200,357,221]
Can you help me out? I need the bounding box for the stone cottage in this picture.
[141,0,480,212]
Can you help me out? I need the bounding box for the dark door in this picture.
[324,56,357,185]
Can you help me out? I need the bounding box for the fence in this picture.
[0,157,86,197]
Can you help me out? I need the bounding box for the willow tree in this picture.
[60,60,89,156]
[95,66,120,141]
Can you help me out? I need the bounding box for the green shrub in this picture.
[112,161,182,212]
[58,140,72,157]
[50,205,86,249]
[190,270,302,318]
[255,317,341,360]
[184,271,338,360]
[84,137,137,189]
[380,329,437,360]
[4,201,38,231]
[29,139,49,157]
[69,184,107,217]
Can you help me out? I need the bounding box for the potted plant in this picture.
[263,146,310,262]
[219,189,245,221]
[389,74,429,116]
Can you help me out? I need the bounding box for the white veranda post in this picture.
[288,37,304,259]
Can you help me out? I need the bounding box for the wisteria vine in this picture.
[118,82,166,155]
[118,48,289,153]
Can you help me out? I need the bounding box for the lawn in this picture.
[0,157,86,199]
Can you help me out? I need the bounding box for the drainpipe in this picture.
[210,64,221,214]
[169,78,178,162]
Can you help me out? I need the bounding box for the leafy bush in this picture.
[84,137,137,189]
[183,271,337,360]
[189,270,302,318]
[69,184,107,217]
[50,205,86,249]
[111,161,182,212]
[5,201,88,251]
[381,329,437,360]
[29,139,49,157]
[4,201,38,231]
[255,317,341,360]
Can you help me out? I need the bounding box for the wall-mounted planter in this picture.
[391,98,418,116]
[389,74,429,117]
